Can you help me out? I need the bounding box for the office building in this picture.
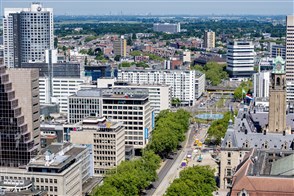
[153,23,181,33]
[68,88,153,150]
[118,69,205,106]
[231,149,294,195]
[21,62,81,78]
[7,68,40,151]
[84,65,118,82]
[253,71,270,98]
[270,44,286,59]
[3,3,54,68]
[286,15,294,101]
[71,117,125,176]
[39,77,84,113]
[113,38,127,57]
[258,57,274,71]
[0,143,91,196]
[114,81,171,116]
[0,60,39,167]
[96,78,171,116]
[203,30,215,49]
[226,40,255,80]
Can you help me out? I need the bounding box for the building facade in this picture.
[253,71,270,98]
[286,15,294,102]
[203,30,215,49]
[153,23,181,33]
[0,59,39,167]
[118,69,205,106]
[113,38,127,57]
[7,68,41,155]
[3,3,54,68]
[0,143,91,196]
[226,40,255,80]
[271,44,286,59]
[70,117,125,177]
[68,88,153,150]
[39,77,84,113]
[268,57,287,133]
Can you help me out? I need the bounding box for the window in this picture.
[54,187,58,192]
[228,152,231,158]
[226,169,232,176]
[227,159,231,165]
[54,179,57,183]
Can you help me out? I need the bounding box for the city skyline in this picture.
[1,0,293,15]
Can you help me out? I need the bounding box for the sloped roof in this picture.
[271,154,294,176]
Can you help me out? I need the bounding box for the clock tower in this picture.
[268,56,287,133]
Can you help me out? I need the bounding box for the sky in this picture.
[1,0,293,15]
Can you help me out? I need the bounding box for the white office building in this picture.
[253,71,271,98]
[153,23,181,33]
[286,15,294,102]
[97,79,171,116]
[68,88,153,151]
[3,2,54,68]
[118,69,205,106]
[226,40,255,80]
[39,77,84,113]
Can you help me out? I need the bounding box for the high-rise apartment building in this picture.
[3,2,54,68]
[226,40,255,80]
[286,15,294,102]
[118,69,205,106]
[71,117,125,177]
[0,60,39,167]
[153,23,181,33]
[204,30,215,49]
[113,38,127,57]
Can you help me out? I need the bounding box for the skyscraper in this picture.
[0,59,39,167]
[3,2,54,68]
[286,15,294,101]
[204,30,215,49]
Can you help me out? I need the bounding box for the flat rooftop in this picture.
[28,143,86,170]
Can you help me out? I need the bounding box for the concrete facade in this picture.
[70,117,125,177]
[7,68,40,153]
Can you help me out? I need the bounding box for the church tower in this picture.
[268,56,287,133]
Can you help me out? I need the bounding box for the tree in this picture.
[127,37,133,46]
[132,33,137,40]
[233,80,252,100]
[191,62,228,86]
[87,48,94,56]
[114,55,121,61]
[84,56,88,66]
[206,111,232,145]
[171,98,181,107]
[54,37,58,48]
[165,166,217,196]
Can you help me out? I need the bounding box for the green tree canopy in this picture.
[191,62,228,86]
[165,166,217,196]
